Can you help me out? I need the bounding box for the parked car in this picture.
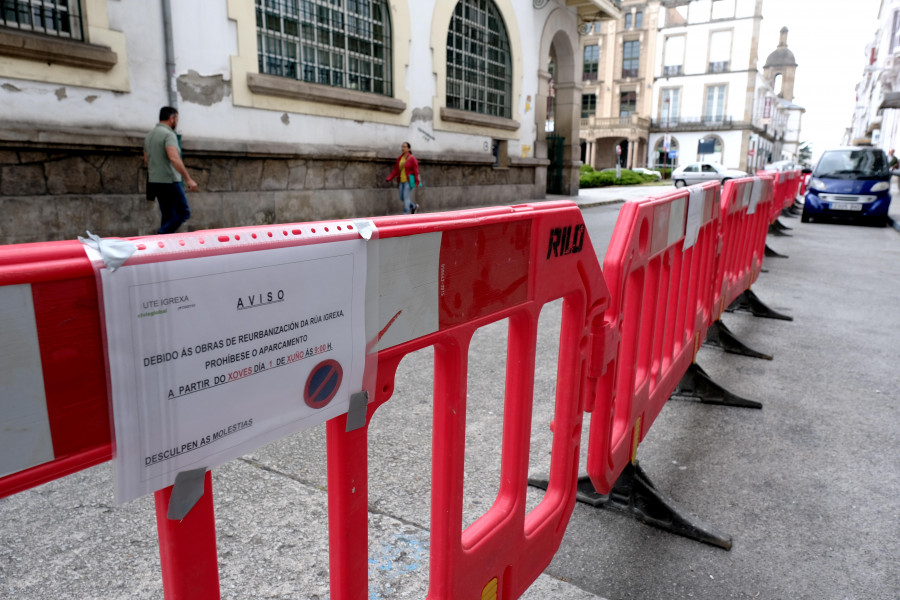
[671,162,748,187]
[802,147,892,226]
[632,167,662,180]
[763,160,799,172]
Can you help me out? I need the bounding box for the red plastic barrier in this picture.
[586,183,721,493]
[0,202,613,600]
[713,175,775,317]
[328,202,611,600]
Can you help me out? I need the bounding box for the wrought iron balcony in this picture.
[663,65,683,76]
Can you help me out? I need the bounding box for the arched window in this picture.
[698,135,724,164]
[446,0,512,118]
[256,0,393,96]
[654,136,679,167]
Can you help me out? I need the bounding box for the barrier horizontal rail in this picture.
[586,182,721,494]
[0,201,613,600]
[1,175,786,596]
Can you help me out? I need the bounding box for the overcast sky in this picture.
[757,0,883,161]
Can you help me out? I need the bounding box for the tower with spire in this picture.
[763,27,798,100]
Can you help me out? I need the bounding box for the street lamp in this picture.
[664,97,671,179]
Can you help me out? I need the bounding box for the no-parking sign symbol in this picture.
[304,359,343,409]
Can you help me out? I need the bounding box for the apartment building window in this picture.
[1,0,84,40]
[582,93,596,119]
[256,0,393,96]
[663,35,684,76]
[660,88,679,124]
[708,30,731,73]
[634,11,643,29]
[705,85,726,122]
[620,91,636,117]
[583,44,599,81]
[446,0,512,118]
[624,12,632,29]
[622,40,640,78]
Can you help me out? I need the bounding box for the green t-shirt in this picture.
[144,123,181,183]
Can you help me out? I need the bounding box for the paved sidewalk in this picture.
[1,191,897,599]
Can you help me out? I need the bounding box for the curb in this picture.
[890,216,900,234]
[574,198,627,210]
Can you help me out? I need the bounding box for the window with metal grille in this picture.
[446,0,512,119]
[256,0,393,97]
[1,0,84,40]
[583,44,599,81]
[622,40,640,78]
[581,93,596,119]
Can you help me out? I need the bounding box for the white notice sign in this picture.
[102,240,367,503]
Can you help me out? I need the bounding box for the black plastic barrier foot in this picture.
[726,289,793,321]
[672,363,762,409]
[768,222,792,236]
[765,243,789,258]
[528,464,733,550]
[773,216,794,229]
[704,319,773,360]
[781,207,797,219]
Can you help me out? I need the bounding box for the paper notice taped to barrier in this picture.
[102,240,367,503]
[683,188,705,250]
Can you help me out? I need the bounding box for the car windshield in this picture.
[815,150,889,179]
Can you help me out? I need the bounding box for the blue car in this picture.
[802,147,892,226]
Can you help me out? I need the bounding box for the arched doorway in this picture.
[698,135,724,164]
[654,136,679,169]
[538,10,580,195]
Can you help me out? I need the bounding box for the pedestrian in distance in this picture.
[889,148,898,170]
[386,141,421,214]
[143,106,198,234]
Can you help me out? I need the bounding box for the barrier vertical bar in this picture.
[154,471,220,600]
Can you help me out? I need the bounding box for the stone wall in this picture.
[0,128,548,245]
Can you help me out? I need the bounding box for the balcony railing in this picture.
[663,65,683,76]
[650,116,750,131]
[581,115,651,131]
[708,61,730,74]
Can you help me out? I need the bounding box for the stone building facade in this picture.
[0,0,621,245]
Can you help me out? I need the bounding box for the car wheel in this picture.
[674,179,685,188]
[721,178,731,186]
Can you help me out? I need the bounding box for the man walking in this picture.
[144,106,198,234]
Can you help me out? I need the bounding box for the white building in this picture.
[847,0,900,154]
[0,0,620,244]
[647,0,802,171]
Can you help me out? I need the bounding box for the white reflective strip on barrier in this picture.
[683,188,705,250]
[0,284,54,478]
[748,178,763,214]
[667,196,686,247]
[372,233,442,352]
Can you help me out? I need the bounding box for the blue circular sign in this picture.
[304,359,343,409]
